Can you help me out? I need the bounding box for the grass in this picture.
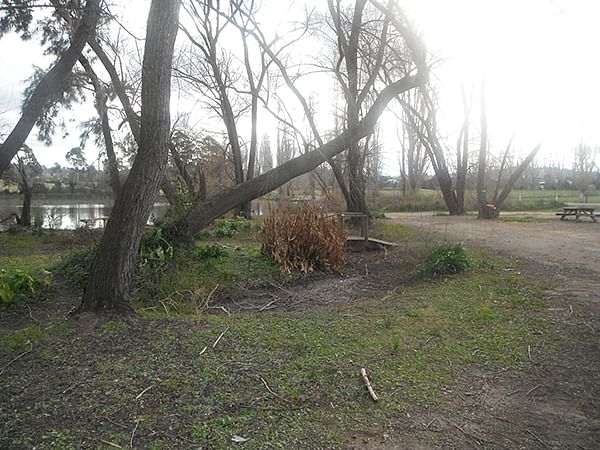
[499,215,551,223]
[134,242,279,313]
[374,189,600,213]
[0,221,553,448]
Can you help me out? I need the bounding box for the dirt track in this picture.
[380,212,600,450]
[388,212,600,274]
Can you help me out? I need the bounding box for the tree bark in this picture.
[183,72,422,241]
[494,142,542,209]
[0,0,100,176]
[78,55,121,197]
[16,159,32,228]
[78,0,180,314]
[476,84,488,218]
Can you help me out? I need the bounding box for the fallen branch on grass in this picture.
[135,384,156,400]
[213,327,230,349]
[360,367,379,401]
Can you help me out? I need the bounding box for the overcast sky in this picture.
[0,0,598,172]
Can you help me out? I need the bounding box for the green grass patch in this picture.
[499,215,551,223]
[370,221,423,241]
[132,257,547,448]
[134,242,279,313]
[0,254,57,272]
[0,322,73,358]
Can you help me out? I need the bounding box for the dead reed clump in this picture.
[260,205,349,273]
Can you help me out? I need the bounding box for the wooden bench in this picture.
[79,217,109,228]
[556,207,597,222]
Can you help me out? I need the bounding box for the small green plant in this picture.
[0,269,51,305]
[421,243,471,277]
[140,228,174,268]
[54,247,95,288]
[214,216,251,238]
[194,244,228,261]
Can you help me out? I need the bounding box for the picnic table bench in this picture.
[556,207,598,222]
[80,217,109,228]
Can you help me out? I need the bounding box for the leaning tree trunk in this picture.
[0,0,100,176]
[182,73,423,241]
[78,0,180,314]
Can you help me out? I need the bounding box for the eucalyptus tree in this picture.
[0,0,101,175]
[77,0,181,314]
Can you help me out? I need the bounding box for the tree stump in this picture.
[478,204,499,219]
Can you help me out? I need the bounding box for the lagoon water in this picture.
[0,198,169,230]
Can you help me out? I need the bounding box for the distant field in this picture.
[375,188,600,212]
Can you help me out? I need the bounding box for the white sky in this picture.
[0,0,599,172]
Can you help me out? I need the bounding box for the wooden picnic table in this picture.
[556,207,598,222]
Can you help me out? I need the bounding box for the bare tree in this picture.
[573,142,597,201]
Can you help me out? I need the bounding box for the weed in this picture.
[420,243,471,277]
[0,268,51,305]
[194,244,227,261]
[140,227,174,268]
[54,247,95,288]
[214,216,251,238]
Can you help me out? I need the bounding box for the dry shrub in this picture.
[260,204,348,273]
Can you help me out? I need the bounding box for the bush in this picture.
[260,205,348,273]
[194,244,228,261]
[54,247,96,288]
[421,243,471,277]
[0,269,51,305]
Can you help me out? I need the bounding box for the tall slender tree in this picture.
[77,0,181,314]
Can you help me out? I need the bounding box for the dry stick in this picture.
[360,368,379,401]
[97,438,123,449]
[0,340,32,376]
[260,376,288,402]
[425,417,437,430]
[526,384,541,397]
[199,284,220,312]
[526,430,549,449]
[198,346,208,356]
[135,384,156,400]
[212,327,230,349]
[130,418,141,448]
[259,298,279,311]
[26,305,38,323]
[103,416,129,430]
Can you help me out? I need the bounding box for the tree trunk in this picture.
[476,84,489,218]
[78,0,180,314]
[183,73,422,241]
[495,142,542,209]
[0,0,100,176]
[101,108,121,198]
[17,160,32,228]
[78,55,121,198]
